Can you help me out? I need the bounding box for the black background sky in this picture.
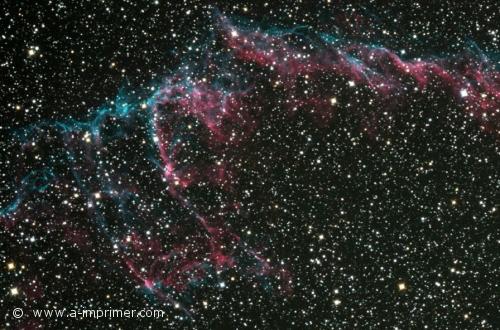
[1,1,499,328]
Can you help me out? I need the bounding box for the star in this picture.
[10,287,19,296]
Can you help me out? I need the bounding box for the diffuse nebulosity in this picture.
[1,11,499,323]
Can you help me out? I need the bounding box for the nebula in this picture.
[1,12,499,319]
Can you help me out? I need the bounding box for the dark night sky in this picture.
[1,1,499,328]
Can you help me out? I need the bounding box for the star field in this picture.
[1,1,499,328]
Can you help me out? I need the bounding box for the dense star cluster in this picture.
[1,1,499,328]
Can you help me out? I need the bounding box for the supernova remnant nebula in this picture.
[1,1,499,328]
